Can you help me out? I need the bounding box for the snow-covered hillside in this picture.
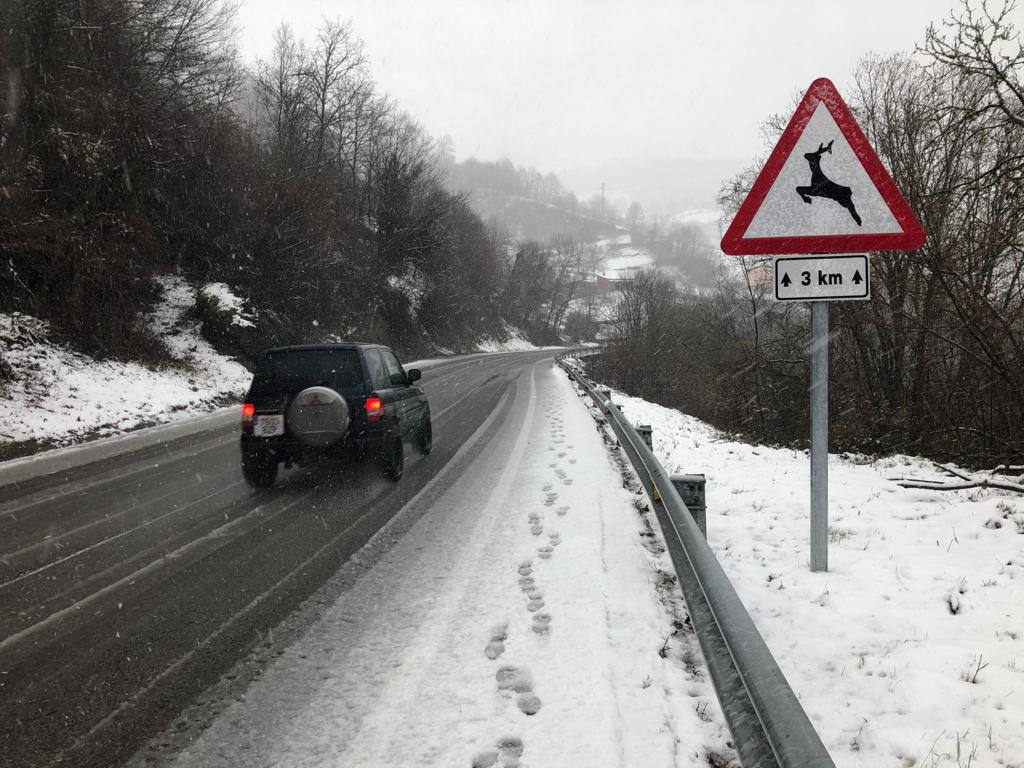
[0,276,251,449]
[476,324,552,353]
[607,387,1024,768]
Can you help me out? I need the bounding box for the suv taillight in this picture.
[365,396,383,423]
[242,402,255,428]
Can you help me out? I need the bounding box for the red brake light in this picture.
[241,403,255,427]
[365,396,383,423]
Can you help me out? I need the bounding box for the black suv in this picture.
[239,343,431,487]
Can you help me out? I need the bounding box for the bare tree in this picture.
[922,0,1024,129]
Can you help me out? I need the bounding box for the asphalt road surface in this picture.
[0,349,560,768]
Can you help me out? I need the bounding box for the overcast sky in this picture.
[234,0,980,199]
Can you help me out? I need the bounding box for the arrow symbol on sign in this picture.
[852,270,863,284]
[781,272,792,287]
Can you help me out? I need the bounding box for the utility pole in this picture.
[600,182,606,219]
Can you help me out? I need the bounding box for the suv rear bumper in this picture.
[240,428,390,462]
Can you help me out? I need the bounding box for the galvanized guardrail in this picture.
[556,349,835,768]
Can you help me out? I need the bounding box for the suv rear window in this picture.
[249,349,366,398]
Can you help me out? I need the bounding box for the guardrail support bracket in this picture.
[671,474,707,538]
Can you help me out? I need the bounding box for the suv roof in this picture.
[261,342,387,355]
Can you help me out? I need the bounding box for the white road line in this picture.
[0,490,314,654]
[0,481,245,589]
[0,434,232,519]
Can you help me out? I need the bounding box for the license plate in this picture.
[253,414,284,437]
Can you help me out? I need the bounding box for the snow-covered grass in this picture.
[607,387,1024,768]
[199,282,256,328]
[0,276,251,449]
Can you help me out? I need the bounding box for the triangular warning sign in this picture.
[721,78,925,256]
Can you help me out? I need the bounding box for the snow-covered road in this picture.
[144,361,733,768]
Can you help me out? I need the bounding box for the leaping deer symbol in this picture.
[796,140,862,226]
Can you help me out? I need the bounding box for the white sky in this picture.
[234,0,973,179]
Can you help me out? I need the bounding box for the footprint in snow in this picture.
[531,525,543,536]
[472,736,524,768]
[568,459,577,465]
[542,483,552,492]
[485,622,509,660]
[518,561,533,577]
[495,666,542,716]
[548,532,561,546]
[519,575,535,591]
[562,478,573,486]
[538,545,554,560]
[556,505,569,517]
[531,613,552,635]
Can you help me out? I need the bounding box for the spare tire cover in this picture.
[287,386,350,447]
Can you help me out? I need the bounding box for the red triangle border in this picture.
[720,78,926,256]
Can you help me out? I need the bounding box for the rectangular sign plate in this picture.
[774,254,870,302]
[253,414,284,437]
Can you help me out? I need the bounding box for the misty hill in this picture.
[462,190,624,242]
[440,157,623,242]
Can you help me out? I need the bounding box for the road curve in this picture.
[0,349,559,768]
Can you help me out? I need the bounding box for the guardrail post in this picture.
[635,424,653,450]
[671,474,707,538]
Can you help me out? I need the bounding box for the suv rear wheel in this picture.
[382,436,404,481]
[416,417,432,456]
[242,450,278,488]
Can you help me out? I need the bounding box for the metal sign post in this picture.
[774,255,870,571]
[809,302,829,572]
[721,78,926,572]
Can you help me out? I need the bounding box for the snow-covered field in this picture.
[134,362,735,768]
[0,276,251,448]
[670,208,721,227]
[609,389,1024,768]
[592,232,656,281]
